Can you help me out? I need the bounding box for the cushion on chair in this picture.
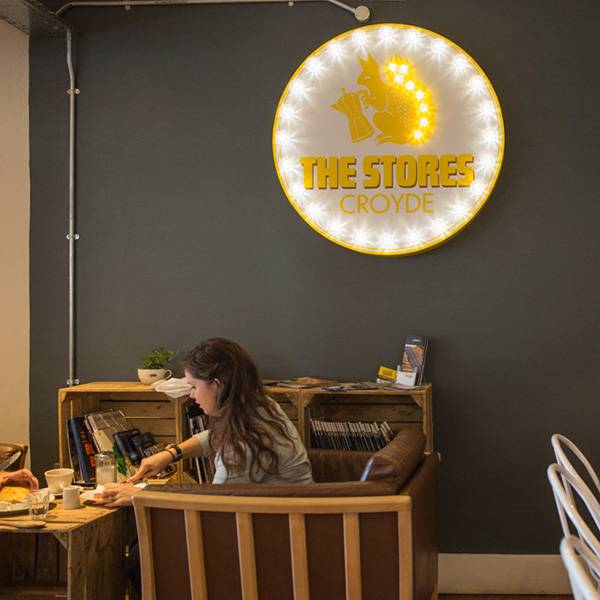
[360,429,426,490]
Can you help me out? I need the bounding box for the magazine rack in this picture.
[57,382,433,480]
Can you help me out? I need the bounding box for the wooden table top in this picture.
[0,499,118,533]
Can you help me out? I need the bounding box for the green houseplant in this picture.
[137,347,176,385]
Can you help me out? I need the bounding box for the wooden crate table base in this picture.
[0,501,132,600]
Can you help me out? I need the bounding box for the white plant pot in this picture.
[137,368,172,385]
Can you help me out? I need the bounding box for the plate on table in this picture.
[0,488,55,516]
[81,482,146,503]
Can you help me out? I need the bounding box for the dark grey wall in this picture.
[30,0,600,553]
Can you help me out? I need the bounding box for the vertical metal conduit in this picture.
[66,30,79,386]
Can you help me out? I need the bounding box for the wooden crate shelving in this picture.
[298,384,433,452]
[57,382,192,481]
[57,382,433,480]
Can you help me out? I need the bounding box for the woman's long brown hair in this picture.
[183,338,295,482]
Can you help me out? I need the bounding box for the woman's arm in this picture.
[0,469,39,490]
[99,434,209,507]
[127,433,207,483]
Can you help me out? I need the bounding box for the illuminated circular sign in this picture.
[273,24,504,255]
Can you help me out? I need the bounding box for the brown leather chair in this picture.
[134,429,439,600]
[0,443,27,471]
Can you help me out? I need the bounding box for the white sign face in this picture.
[273,24,504,255]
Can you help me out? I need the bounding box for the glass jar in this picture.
[95,452,116,485]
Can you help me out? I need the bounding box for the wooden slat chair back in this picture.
[133,491,414,600]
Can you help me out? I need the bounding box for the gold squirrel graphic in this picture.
[331,54,435,145]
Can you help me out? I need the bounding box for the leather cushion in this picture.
[360,429,425,491]
[308,449,372,482]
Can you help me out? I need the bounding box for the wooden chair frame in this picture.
[133,491,414,600]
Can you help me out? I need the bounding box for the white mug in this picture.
[62,485,80,510]
[44,468,74,494]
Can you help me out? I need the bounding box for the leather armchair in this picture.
[134,429,439,600]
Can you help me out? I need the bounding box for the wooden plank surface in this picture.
[315,403,422,422]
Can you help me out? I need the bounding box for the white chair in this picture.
[552,434,600,502]
[560,535,600,600]
[547,463,600,555]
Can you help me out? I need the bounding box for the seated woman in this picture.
[98,337,313,507]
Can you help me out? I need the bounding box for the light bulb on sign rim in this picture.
[291,182,306,200]
[279,104,298,122]
[451,55,469,74]
[406,228,424,245]
[290,79,308,98]
[430,38,447,58]
[468,76,486,94]
[327,41,344,61]
[306,203,324,222]
[352,228,370,246]
[431,218,448,236]
[306,57,324,78]
[329,219,345,236]
[405,29,422,49]
[477,154,496,173]
[280,158,295,175]
[379,231,397,249]
[352,29,368,49]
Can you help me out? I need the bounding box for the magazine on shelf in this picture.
[309,418,394,451]
[85,410,133,454]
[276,377,337,389]
[399,335,429,385]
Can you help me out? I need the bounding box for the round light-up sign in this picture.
[273,24,504,255]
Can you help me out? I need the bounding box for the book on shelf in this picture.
[186,403,213,483]
[400,335,429,385]
[113,428,141,478]
[67,417,97,484]
[309,418,394,452]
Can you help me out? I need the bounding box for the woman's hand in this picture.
[0,469,39,490]
[126,451,173,483]
[94,483,142,508]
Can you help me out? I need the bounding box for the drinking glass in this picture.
[95,452,116,485]
[27,489,50,520]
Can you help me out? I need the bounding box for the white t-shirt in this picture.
[193,400,314,485]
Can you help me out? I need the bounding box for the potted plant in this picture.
[137,347,176,385]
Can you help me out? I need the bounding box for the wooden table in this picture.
[0,499,132,600]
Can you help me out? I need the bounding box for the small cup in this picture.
[44,468,74,494]
[27,489,50,520]
[62,485,80,510]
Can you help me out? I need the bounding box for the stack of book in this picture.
[67,409,175,484]
[185,404,214,483]
[309,419,394,451]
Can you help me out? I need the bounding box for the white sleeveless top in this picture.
[193,400,313,485]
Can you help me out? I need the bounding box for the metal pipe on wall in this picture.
[66,30,79,386]
[56,0,371,22]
